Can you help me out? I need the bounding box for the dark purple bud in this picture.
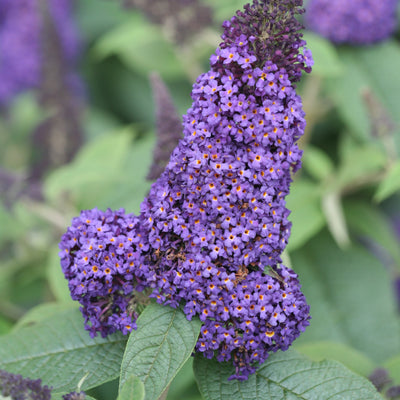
[147,73,183,181]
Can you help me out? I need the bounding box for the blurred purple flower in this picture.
[305,0,398,44]
[0,0,80,105]
[0,369,52,400]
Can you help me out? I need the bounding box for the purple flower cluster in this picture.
[59,0,312,380]
[0,369,52,400]
[0,0,79,105]
[305,0,398,45]
[59,208,150,338]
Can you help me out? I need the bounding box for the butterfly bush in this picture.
[59,0,312,380]
[305,0,398,44]
[0,0,79,105]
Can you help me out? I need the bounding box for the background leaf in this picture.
[117,375,145,400]
[344,200,400,269]
[0,308,127,393]
[12,303,78,331]
[302,32,343,77]
[375,161,400,202]
[286,179,325,251]
[46,247,75,303]
[292,230,400,363]
[94,14,186,79]
[325,41,400,147]
[119,303,202,400]
[44,128,134,210]
[193,350,382,400]
[294,340,375,377]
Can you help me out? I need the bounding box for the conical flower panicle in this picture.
[306,0,398,44]
[59,0,312,380]
[137,0,311,379]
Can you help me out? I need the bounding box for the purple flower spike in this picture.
[59,208,152,337]
[58,0,312,380]
[136,0,312,379]
[306,0,398,45]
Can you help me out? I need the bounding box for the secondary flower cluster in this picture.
[0,0,79,105]
[59,0,312,380]
[305,0,398,44]
[59,208,149,338]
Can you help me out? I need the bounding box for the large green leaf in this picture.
[0,308,127,393]
[286,179,325,251]
[292,231,400,363]
[193,350,382,400]
[119,303,202,400]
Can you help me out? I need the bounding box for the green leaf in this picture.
[321,192,350,249]
[294,341,375,377]
[0,317,12,335]
[343,200,400,268]
[335,141,387,190]
[12,303,78,331]
[44,128,133,210]
[375,161,400,202]
[286,179,325,251]
[94,14,186,79]
[0,308,127,392]
[193,350,382,400]
[118,375,145,400]
[325,41,400,144]
[384,354,400,385]
[302,145,334,182]
[303,32,344,77]
[119,303,202,400]
[95,133,154,214]
[46,247,75,303]
[292,231,400,363]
